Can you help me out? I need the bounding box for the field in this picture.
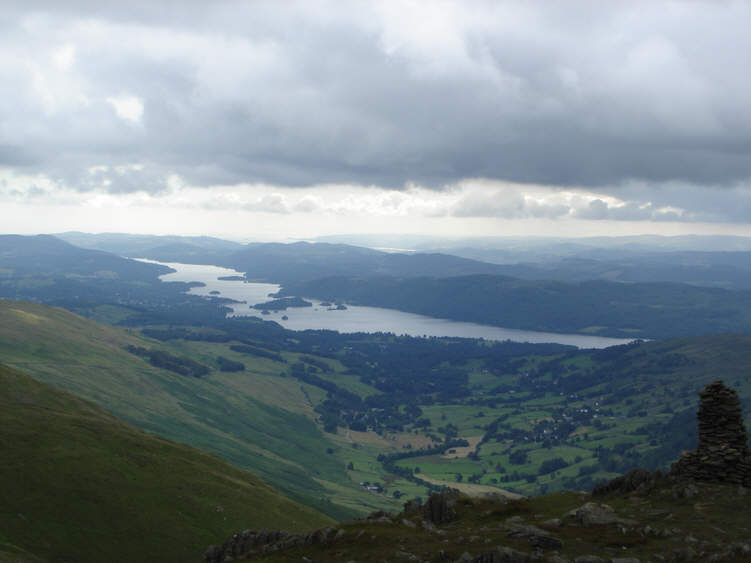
[5,299,751,516]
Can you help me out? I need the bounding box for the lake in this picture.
[148,260,633,349]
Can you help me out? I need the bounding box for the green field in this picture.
[6,299,751,512]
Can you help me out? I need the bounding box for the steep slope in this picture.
[0,362,332,563]
[0,300,355,519]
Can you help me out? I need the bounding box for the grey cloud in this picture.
[611,181,751,224]
[0,144,41,167]
[68,164,170,194]
[451,190,569,220]
[572,198,684,222]
[1,1,751,200]
[292,197,320,213]
[241,194,289,214]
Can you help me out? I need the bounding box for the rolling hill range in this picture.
[0,362,331,563]
[52,234,516,282]
[0,234,171,279]
[55,231,244,264]
[434,252,751,290]
[217,241,515,283]
[45,231,751,291]
[0,234,229,326]
[10,234,751,340]
[0,300,365,519]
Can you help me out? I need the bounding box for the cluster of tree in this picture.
[376,439,470,492]
[125,345,210,378]
[216,356,245,372]
[229,344,286,363]
[252,297,312,311]
[141,327,232,342]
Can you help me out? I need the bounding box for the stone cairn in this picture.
[671,380,751,485]
[422,489,459,525]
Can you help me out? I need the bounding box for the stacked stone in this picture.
[671,380,751,485]
[423,489,459,525]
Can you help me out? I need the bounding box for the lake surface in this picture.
[147,260,633,349]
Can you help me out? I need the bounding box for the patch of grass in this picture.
[0,362,332,563]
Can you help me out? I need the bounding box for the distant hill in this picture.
[220,241,513,284]
[219,239,751,292]
[0,234,171,279]
[278,274,751,338]
[0,362,331,563]
[430,251,751,290]
[316,234,751,289]
[43,232,751,289]
[55,231,244,264]
[315,233,751,255]
[0,234,217,323]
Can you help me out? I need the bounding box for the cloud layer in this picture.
[1,1,751,235]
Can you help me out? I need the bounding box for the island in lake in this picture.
[252,296,313,311]
[217,275,246,281]
[320,300,347,310]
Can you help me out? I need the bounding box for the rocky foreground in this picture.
[205,381,751,563]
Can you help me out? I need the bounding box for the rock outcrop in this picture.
[591,467,664,496]
[204,381,751,563]
[670,380,751,485]
[468,545,534,562]
[423,489,459,525]
[562,502,636,527]
[204,526,342,563]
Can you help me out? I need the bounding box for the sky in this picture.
[2,0,751,241]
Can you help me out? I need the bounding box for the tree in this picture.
[509,449,528,465]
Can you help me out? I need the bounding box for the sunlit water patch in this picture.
[141,260,634,349]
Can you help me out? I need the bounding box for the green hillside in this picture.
[8,297,751,515]
[0,362,332,563]
[0,300,357,519]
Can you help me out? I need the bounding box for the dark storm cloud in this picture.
[2,0,751,204]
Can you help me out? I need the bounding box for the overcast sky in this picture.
[2,0,751,241]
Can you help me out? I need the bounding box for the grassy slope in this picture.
[0,300,355,519]
[0,362,332,563]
